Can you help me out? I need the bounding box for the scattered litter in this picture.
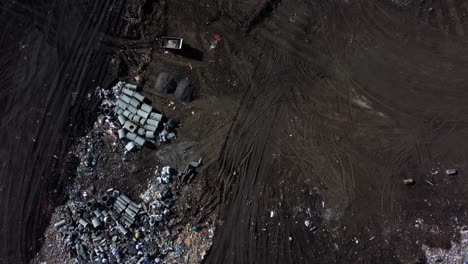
[209,34,221,50]
[38,79,210,263]
[425,180,434,186]
[403,178,415,185]
[445,169,457,175]
[422,227,468,263]
[353,237,359,244]
[48,158,214,263]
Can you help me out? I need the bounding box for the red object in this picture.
[213,34,220,40]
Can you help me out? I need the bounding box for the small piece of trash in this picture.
[445,169,457,175]
[403,179,415,185]
[270,211,275,218]
[354,237,359,244]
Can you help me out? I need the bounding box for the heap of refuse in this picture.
[52,159,207,263]
[53,189,161,263]
[99,81,177,152]
[42,81,218,263]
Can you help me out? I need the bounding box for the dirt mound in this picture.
[154,72,177,95]
[174,77,195,102]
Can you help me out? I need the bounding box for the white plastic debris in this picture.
[403,178,415,185]
[446,169,457,175]
[155,166,172,184]
[189,158,202,168]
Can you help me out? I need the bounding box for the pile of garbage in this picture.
[53,188,162,263]
[40,79,217,263]
[98,81,177,152]
[422,227,468,263]
[52,161,206,263]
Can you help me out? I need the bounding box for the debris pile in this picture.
[99,81,177,152]
[52,160,212,263]
[52,189,162,263]
[422,227,468,263]
[165,224,215,263]
[39,79,214,263]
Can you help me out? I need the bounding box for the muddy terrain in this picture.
[1,0,467,263]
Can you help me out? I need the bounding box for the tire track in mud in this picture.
[205,42,327,263]
[0,1,126,263]
[204,0,468,262]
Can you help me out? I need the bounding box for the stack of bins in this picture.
[113,84,164,149]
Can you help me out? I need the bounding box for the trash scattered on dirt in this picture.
[445,169,457,175]
[403,178,415,185]
[209,34,221,50]
[36,78,214,263]
[422,227,468,264]
[41,158,214,263]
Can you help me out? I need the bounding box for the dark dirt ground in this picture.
[1,0,468,263]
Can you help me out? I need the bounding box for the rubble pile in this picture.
[165,224,215,263]
[422,227,468,263]
[52,188,163,263]
[39,80,216,263]
[99,81,177,152]
[52,160,210,263]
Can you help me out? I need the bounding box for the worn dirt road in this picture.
[0,0,127,262]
